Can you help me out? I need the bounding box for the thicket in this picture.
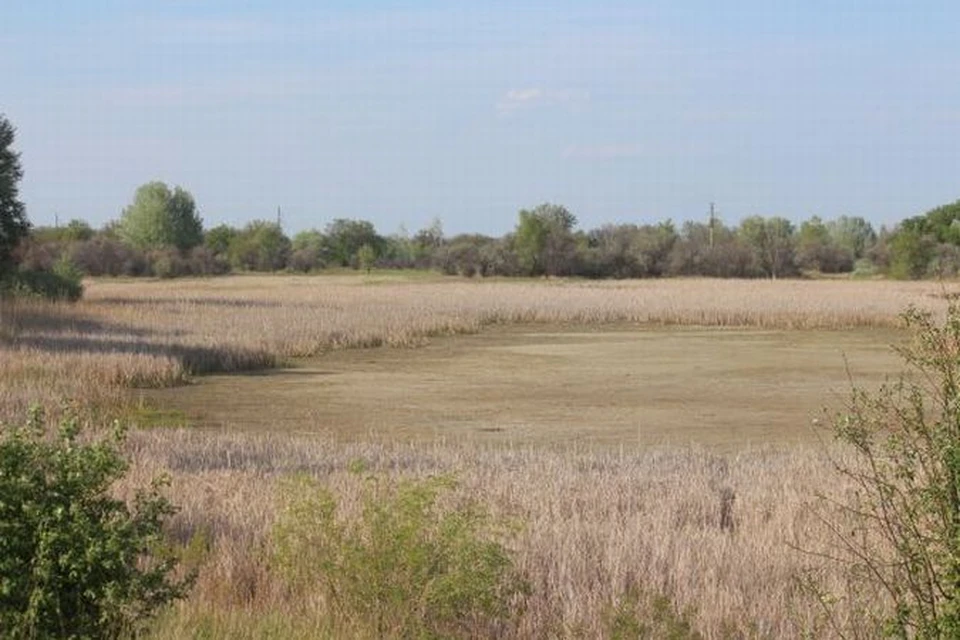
[22,190,960,281]
[0,259,83,301]
[27,199,960,281]
[272,472,528,638]
[809,301,960,637]
[0,408,190,639]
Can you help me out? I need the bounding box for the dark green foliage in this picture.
[228,220,291,271]
[901,201,960,246]
[324,218,384,268]
[203,224,238,258]
[272,473,527,638]
[0,115,29,276]
[0,408,190,638]
[412,218,444,267]
[513,203,578,276]
[604,586,704,640]
[2,262,84,302]
[888,228,935,279]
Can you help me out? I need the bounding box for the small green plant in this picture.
[603,585,703,640]
[272,473,527,638]
[0,407,191,639]
[357,243,377,274]
[809,302,960,638]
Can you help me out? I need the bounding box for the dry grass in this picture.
[0,274,952,422]
[0,274,948,637]
[124,430,875,639]
[151,325,905,446]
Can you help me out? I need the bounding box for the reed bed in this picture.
[0,275,933,636]
[124,429,873,639]
[0,275,950,422]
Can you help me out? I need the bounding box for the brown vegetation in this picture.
[1,274,952,637]
[128,431,873,638]
[0,275,949,423]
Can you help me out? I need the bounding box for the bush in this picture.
[811,302,960,636]
[603,585,703,640]
[67,236,149,277]
[272,473,527,638]
[1,260,83,302]
[0,408,191,638]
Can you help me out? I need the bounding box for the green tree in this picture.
[357,243,377,273]
[324,219,384,267]
[0,115,29,276]
[0,408,190,638]
[826,215,876,260]
[795,216,831,269]
[289,229,328,271]
[913,200,960,245]
[795,215,853,273]
[582,221,677,278]
[118,182,203,251]
[31,219,95,244]
[228,220,291,271]
[669,220,753,278]
[888,227,935,279]
[513,203,578,276]
[203,224,238,258]
[738,216,796,278]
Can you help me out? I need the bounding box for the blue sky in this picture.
[4,1,960,235]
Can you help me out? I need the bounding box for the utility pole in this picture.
[54,212,59,229]
[276,206,282,229]
[709,202,716,249]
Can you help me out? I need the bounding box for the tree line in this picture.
[19,186,960,281]
[4,113,960,285]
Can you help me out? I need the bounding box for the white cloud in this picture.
[496,88,589,115]
[562,144,642,160]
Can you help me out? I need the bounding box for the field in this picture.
[151,325,904,447]
[0,274,953,638]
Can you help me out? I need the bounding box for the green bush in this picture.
[603,586,703,640]
[272,473,527,638]
[0,408,191,639]
[0,257,83,302]
[811,302,960,637]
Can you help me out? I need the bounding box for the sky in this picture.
[4,1,960,236]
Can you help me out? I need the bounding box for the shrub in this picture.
[67,236,149,277]
[272,473,527,638]
[0,259,83,302]
[603,585,703,640]
[811,302,960,637]
[0,408,191,639]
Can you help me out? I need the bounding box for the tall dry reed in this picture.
[125,430,873,639]
[0,275,950,422]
